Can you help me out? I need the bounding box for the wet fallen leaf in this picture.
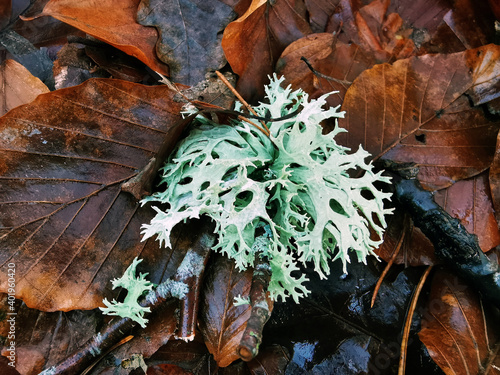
[376,211,438,267]
[0,59,49,115]
[198,253,253,367]
[39,0,169,76]
[339,44,500,190]
[419,268,500,375]
[137,0,235,86]
[221,0,311,101]
[0,78,186,311]
[246,344,289,374]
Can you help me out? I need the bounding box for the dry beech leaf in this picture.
[339,44,500,190]
[40,0,169,76]
[198,254,252,367]
[137,0,235,86]
[419,268,500,375]
[0,78,186,311]
[276,34,378,107]
[0,59,49,115]
[221,0,311,101]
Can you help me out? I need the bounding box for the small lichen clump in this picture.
[100,257,153,328]
[141,75,393,302]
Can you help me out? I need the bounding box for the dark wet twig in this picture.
[389,167,500,308]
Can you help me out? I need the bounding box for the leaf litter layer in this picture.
[1,0,500,373]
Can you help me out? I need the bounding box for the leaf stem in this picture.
[215,70,270,136]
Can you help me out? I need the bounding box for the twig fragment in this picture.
[215,70,270,136]
[398,265,433,375]
[237,258,273,361]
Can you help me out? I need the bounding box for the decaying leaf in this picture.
[378,171,500,266]
[137,0,235,86]
[0,295,100,374]
[40,0,169,75]
[0,59,49,115]
[339,44,500,190]
[0,78,186,311]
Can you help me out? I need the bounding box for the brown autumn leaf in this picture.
[349,0,416,60]
[376,211,437,266]
[327,0,494,56]
[419,268,500,375]
[0,78,187,311]
[198,253,253,367]
[276,34,378,107]
[339,44,500,190]
[39,0,169,76]
[0,59,49,115]
[221,0,311,102]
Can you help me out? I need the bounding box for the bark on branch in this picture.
[392,175,500,308]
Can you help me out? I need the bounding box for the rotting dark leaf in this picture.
[136,0,236,86]
[0,295,100,374]
[0,78,186,311]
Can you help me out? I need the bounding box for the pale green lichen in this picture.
[100,257,153,328]
[141,75,393,303]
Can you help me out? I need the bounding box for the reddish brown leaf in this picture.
[339,44,500,190]
[39,0,169,76]
[0,78,186,311]
[419,268,500,375]
[327,0,494,57]
[199,254,253,367]
[276,34,378,107]
[0,59,49,115]
[221,0,311,101]
[149,334,211,371]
